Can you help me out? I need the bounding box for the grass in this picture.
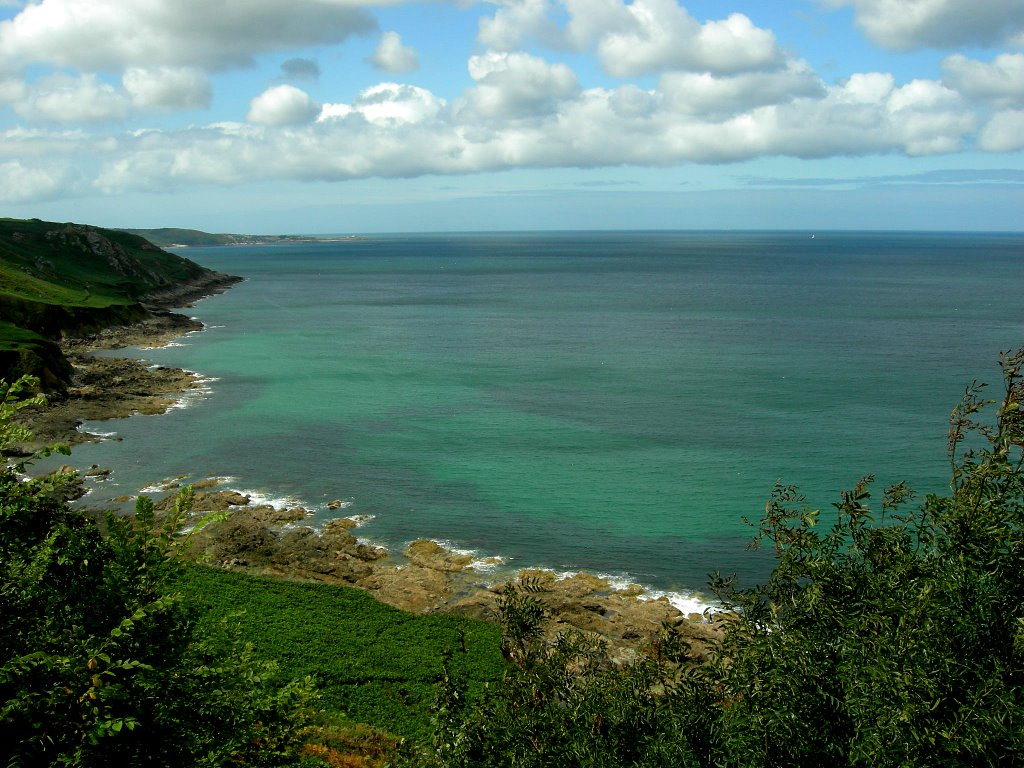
[175,565,505,741]
[0,218,207,309]
[0,217,219,384]
[0,321,46,351]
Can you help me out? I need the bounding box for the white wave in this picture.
[198,476,237,487]
[342,512,372,526]
[638,589,719,618]
[230,486,308,512]
[427,539,509,572]
[165,374,218,411]
[139,477,189,494]
[506,565,719,617]
[76,425,118,439]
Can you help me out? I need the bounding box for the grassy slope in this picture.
[176,566,505,741]
[0,218,217,386]
[120,228,240,248]
[0,218,207,309]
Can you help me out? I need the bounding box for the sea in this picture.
[47,231,1024,610]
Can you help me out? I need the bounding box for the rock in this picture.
[323,518,360,537]
[556,572,611,598]
[404,539,474,572]
[202,515,276,560]
[246,504,308,526]
[354,543,388,561]
[447,592,500,622]
[189,490,250,511]
[327,499,345,509]
[616,583,646,598]
[357,565,454,614]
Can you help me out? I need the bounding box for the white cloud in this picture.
[321,83,446,126]
[0,160,74,203]
[367,31,419,73]
[123,67,212,110]
[0,0,376,72]
[318,103,355,122]
[353,83,446,125]
[659,60,824,117]
[75,65,980,200]
[15,73,128,122]
[485,0,785,76]
[978,109,1024,151]
[0,76,27,104]
[825,0,1024,50]
[462,51,579,120]
[943,53,1024,106]
[0,126,99,160]
[836,72,896,104]
[247,85,320,126]
[478,0,562,51]
[583,1,783,76]
[885,80,976,154]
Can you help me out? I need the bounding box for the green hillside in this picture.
[0,218,232,388]
[121,227,324,248]
[0,218,209,304]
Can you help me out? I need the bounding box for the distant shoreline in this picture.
[166,236,368,248]
[120,226,367,249]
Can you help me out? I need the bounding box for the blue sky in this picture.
[1,0,1022,233]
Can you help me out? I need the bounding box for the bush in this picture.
[0,377,317,767]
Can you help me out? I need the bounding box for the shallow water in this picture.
[52,231,1024,605]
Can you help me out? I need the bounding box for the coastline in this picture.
[17,288,723,661]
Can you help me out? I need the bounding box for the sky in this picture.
[1,0,1023,233]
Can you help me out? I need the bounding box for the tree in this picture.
[0,377,318,767]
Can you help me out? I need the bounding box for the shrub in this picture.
[0,377,317,767]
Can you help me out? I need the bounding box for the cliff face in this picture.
[0,218,240,390]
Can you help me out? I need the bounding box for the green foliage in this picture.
[0,217,226,386]
[709,348,1024,766]
[175,565,504,741]
[425,581,719,768]
[0,378,317,767]
[0,218,208,308]
[425,348,1024,767]
[0,377,46,459]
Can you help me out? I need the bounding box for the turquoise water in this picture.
[56,232,1023,600]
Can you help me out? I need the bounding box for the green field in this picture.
[175,566,504,741]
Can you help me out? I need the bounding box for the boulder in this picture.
[404,539,474,572]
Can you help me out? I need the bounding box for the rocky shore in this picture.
[154,485,725,662]
[17,300,723,663]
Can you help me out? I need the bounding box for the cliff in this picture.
[0,218,241,389]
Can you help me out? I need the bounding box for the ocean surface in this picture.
[53,231,1023,607]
